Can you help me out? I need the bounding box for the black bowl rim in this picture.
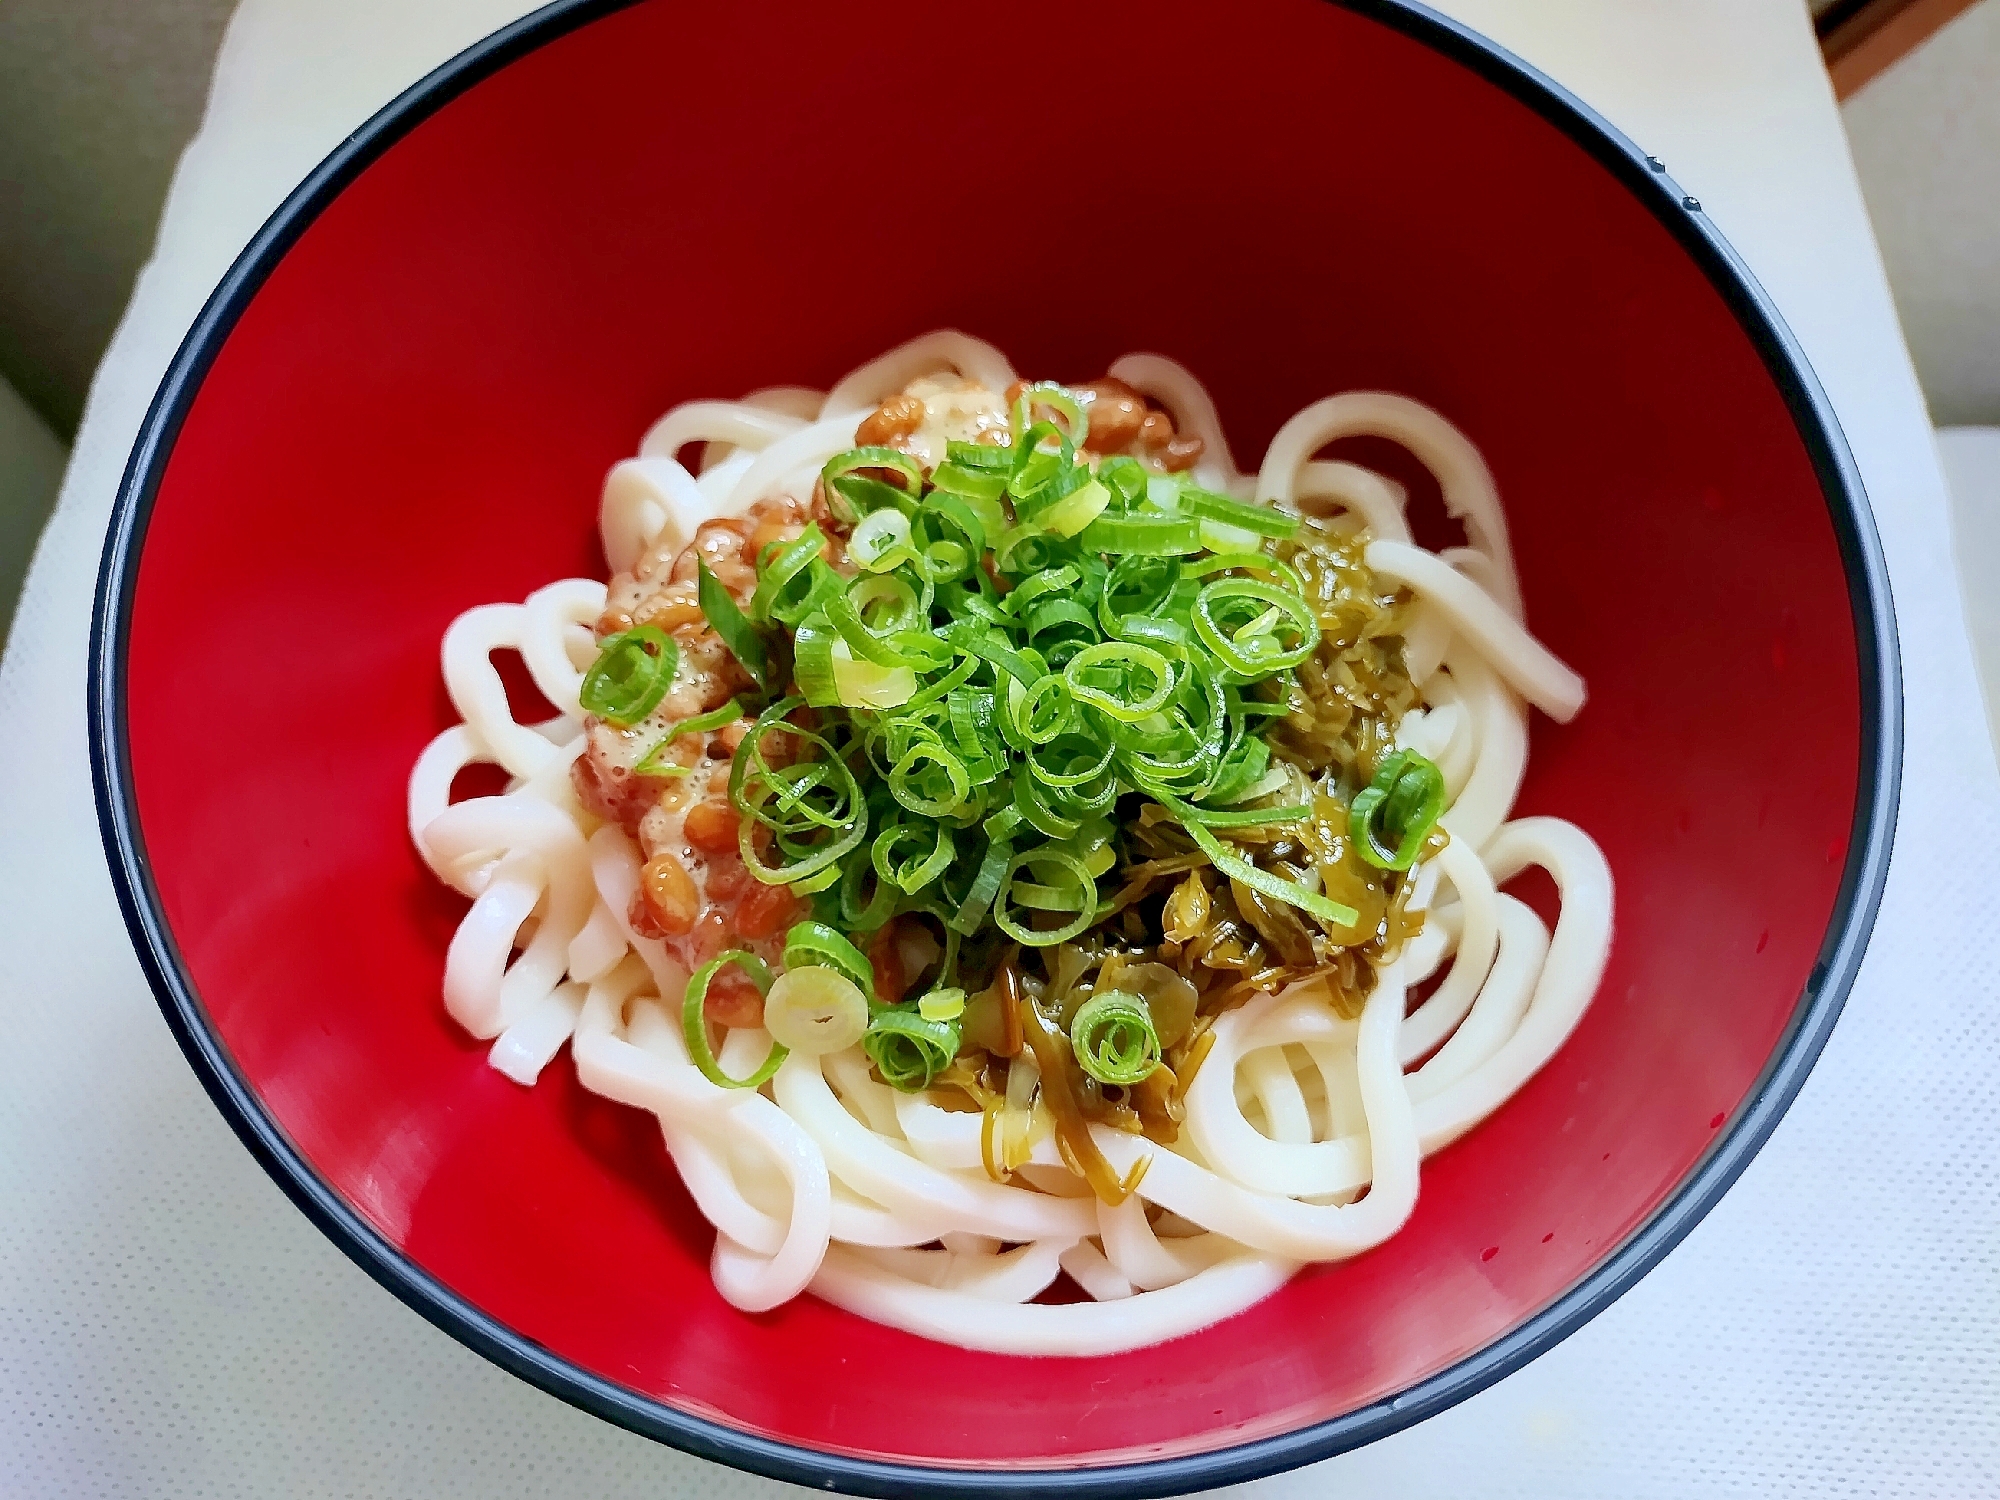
[87,1,1902,1494]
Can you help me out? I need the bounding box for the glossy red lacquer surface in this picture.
[123,0,1861,1469]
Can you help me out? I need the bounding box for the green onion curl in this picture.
[781,919,878,1001]
[579,626,678,726]
[1068,990,1161,1086]
[681,952,785,1089]
[863,1006,960,1092]
[1350,749,1448,870]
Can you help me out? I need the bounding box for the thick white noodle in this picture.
[698,387,826,473]
[441,605,566,779]
[1294,459,1411,543]
[1366,539,1584,721]
[1397,835,1500,1066]
[1256,391,1524,619]
[426,794,592,1040]
[600,457,709,574]
[725,415,873,514]
[1408,896,1550,1099]
[820,330,1016,416]
[1106,351,1243,494]
[639,400,806,464]
[409,334,1612,1354]
[1436,648,1528,854]
[520,579,606,718]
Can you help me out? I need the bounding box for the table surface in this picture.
[5,2,1998,1496]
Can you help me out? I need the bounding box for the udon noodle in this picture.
[408,332,1612,1356]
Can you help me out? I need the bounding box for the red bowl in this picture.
[89,1,1899,1493]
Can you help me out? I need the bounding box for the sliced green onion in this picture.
[1025,732,1117,789]
[791,611,840,707]
[1192,577,1321,676]
[579,626,677,726]
[872,821,955,894]
[1068,990,1161,1086]
[1005,564,1080,615]
[831,639,917,709]
[951,838,1013,934]
[889,740,971,817]
[1206,735,1273,805]
[757,556,842,639]
[696,560,773,693]
[762,966,869,1055]
[1179,801,1311,828]
[749,525,825,623]
[1098,553,1182,638]
[850,508,914,571]
[1039,476,1111,538]
[864,1006,960,1091]
[917,987,967,1022]
[1190,551,1304,593]
[1350,749,1448,870]
[1011,463,1090,528]
[824,577,935,671]
[1065,641,1176,723]
[839,853,898,930]
[993,847,1100,947]
[821,447,926,523]
[1176,485,1301,539]
[782,919,878,1001]
[930,461,1009,504]
[1013,765,1082,840]
[635,698,744,773]
[789,861,843,896]
[681,952,785,1088]
[1199,518,1264,554]
[1009,419,1074,498]
[1007,672,1073,743]
[1077,513,1202,556]
[1157,790,1360,927]
[730,703,867,886]
[913,492,988,582]
[946,438,1015,471]
[1010,382,1089,450]
[1097,456,1148,507]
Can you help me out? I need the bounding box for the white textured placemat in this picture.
[1941,428,2000,760]
[3,2,1996,1495]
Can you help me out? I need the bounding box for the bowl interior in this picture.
[119,0,1862,1473]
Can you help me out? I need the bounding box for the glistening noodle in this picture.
[407,331,1614,1357]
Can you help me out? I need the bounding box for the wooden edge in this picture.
[1823,0,1986,100]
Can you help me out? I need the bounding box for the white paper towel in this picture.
[3,2,1996,1496]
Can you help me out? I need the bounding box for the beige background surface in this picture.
[0,0,235,440]
[1846,0,2000,425]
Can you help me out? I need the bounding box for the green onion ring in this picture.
[1350,749,1448,870]
[863,1006,960,1092]
[579,626,678,727]
[681,952,786,1089]
[872,821,956,895]
[782,919,879,1001]
[1065,641,1176,723]
[1068,990,1162,1087]
[993,846,1099,947]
